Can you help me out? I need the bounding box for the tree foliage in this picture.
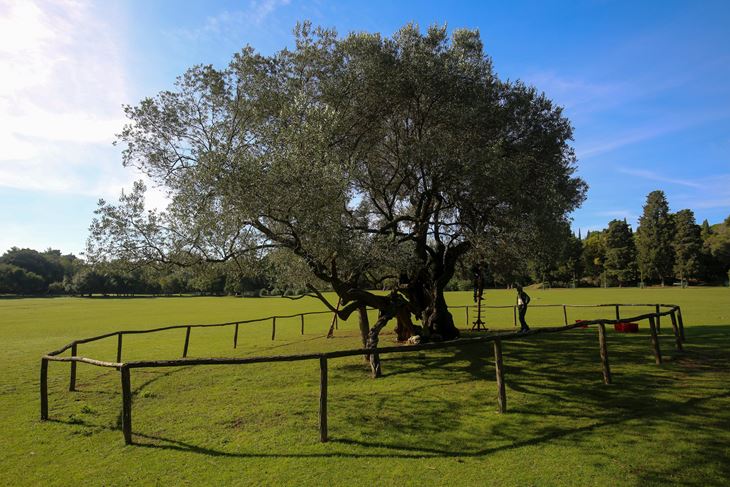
[582,230,605,285]
[604,219,637,286]
[636,190,675,284]
[703,216,730,269]
[88,22,586,351]
[0,264,45,294]
[672,209,702,283]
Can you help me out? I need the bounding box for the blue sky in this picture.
[1,0,729,255]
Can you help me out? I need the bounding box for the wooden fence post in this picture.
[117,333,123,363]
[598,323,612,384]
[369,352,382,379]
[615,304,620,322]
[319,356,328,442]
[233,323,239,349]
[301,314,305,335]
[271,317,276,341]
[69,343,77,392]
[648,316,662,365]
[40,358,48,420]
[562,305,568,326]
[513,306,517,327]
[465,307,469,327]
[669,311,683,352]
[120,366,133,445]
[655,305,661,333]
[677,307,685,342]
[182,326,191,358]
[494,339,506,413]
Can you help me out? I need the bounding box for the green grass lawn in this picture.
[1,288,729,486]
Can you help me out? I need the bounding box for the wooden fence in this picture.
[40,303,686,445]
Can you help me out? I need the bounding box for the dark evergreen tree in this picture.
[703,215,730,279]
[604,219,637,286]
[636,190,675,285]
[672,209,702,285]
[699,218,726,282]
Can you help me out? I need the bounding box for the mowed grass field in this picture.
[1,288,729,486]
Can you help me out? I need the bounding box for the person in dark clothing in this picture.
[515,284,530,332]
[472,264,484,303]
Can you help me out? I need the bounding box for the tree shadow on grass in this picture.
[46,324,730,481]
[54,386,727,472]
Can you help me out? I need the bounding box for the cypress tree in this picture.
[604,219,637,286]
[672,209,702,285]
[636,190,675,285]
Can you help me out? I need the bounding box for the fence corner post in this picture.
[69,343,77,392]
[669,310,683,352]
[319,356,328,442]
[493,339,506,413]
[120,365,133,445]
[648,315,662,365]
[598,323,612,384]
[183,326,191,358]
[117,333,123,363]
[40,358,49,420]
[677,307,686,342]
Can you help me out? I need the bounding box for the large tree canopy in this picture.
[88,23,586,374]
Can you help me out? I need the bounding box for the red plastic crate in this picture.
[614,322,639,333]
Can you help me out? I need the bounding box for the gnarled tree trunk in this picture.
[394,308,418,342]
[358,305,371,362]
[422,286,460,340]
[365,311,395,378]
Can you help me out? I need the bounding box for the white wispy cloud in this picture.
[616,168,703,189]
[520,70,714,160]
[171,0,292,41]
[616,168,730,213]
[575,110,730,159]
[673,174,730,210]
[576,121,688,159]
[0,0,130,198]
[523,70,633,118]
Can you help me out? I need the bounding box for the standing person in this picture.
[472,264,484,303]
[515,284,530,332]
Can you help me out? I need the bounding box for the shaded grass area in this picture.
[1,289,729,486]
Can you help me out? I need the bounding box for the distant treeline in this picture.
[573,191,729,288]
[0,248,273,296]
[447,190,729,290]
[2,190,729,296]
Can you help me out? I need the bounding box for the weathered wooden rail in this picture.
[40,303,686,445]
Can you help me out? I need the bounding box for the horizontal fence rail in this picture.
[40,303,686,445]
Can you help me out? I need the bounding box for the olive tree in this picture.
[88,23,585,376]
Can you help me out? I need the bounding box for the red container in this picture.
[614,322,639,333]
[575,320,589,329]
